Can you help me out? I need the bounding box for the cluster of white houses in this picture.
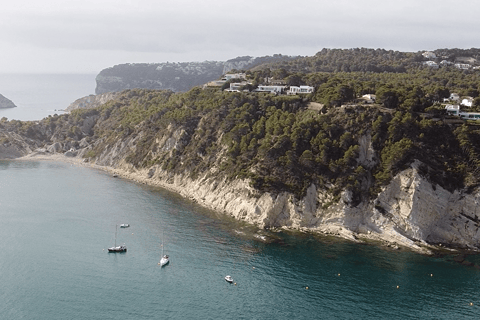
[203,73,314,95]
[445,93,479,119]
[422,51,480,70]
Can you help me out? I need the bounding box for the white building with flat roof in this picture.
[254,85,286,94]
[222,73,246,81]
[288,86,314,95]
[422,51,437,59]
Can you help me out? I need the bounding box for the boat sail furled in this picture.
[108,224,127,252]
[159,232,169,267]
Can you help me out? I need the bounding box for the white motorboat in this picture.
[120,224,129,228]
[225,275,233,283]
[108,225,127,252]
[108,244,127,252]
[159,255,169,266]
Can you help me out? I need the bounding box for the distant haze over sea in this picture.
[0,74,96,121]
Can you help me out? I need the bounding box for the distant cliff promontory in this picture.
[95,55,297,94]
[0,94,16,109]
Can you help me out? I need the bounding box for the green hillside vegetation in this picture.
[3,48,480,207]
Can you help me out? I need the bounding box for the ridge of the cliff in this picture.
[94,55,297,94]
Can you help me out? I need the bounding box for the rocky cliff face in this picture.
[66,92,120,112]
[2,92,480,255]
[88,133,480,254]
[0,94,16,109]
[59,119,477,254]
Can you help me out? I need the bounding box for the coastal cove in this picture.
[3,158,480,319]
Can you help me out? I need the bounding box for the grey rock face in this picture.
[0,94,16,109]
[65,93,120,112]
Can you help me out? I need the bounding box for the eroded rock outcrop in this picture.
[83,129,480,254]
[0,94,16,109]
[66,92,120,112]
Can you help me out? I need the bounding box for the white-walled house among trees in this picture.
[445,104,480,120]
[222,73,246,81]
[288,86,315,95]
[423,61,439,69]
[422,51,437,59]
[254,85,286,94]
[462,97,474,107]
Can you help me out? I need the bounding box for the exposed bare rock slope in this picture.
[2,88,480,255]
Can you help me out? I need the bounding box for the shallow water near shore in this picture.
[1,160,480,319]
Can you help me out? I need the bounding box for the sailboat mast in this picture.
[162,231,164,256]
[115,224,117,248]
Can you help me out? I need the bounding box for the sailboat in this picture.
[108,224,127,252]
[158,232,169,267]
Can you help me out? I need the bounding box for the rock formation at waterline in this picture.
[0,94,16,109]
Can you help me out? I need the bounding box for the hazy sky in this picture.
[1,0,478,74]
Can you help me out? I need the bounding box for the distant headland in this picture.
[0,94,16,109]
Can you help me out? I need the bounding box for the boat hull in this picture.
[159,258,169,266]
[108,245,127,253]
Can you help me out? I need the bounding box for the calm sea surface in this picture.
[1,75,480,319]
[1,160,480,320]
[0,73,96,121]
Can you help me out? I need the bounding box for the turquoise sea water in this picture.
[1,160,480,319]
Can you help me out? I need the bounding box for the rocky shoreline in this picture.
[14,150,453,256]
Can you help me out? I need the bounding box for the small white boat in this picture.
[108,225,127,252]
[225,275,233,283]
[120,224,129,228]
[108,244,127,252]
[159,254,169,267]
[158,231,169,267]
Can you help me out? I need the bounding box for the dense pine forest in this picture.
[3,48,480,206]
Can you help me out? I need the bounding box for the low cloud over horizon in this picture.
[1,0,479,73]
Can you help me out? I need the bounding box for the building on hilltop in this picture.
[254,85,287,94]
[222,73,246,81]
[422,51,437,59]
[423,61,439,69]
[445,104,480,120]
[362,94,376,104]
[461,97,474,107]
[288,86,315,95]
[455,63,471,70]
[225,81,251,92]
[265,77,287,85]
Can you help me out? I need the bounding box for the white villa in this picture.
[362,94,376,103]
[254,85,286,94]
[445,104,480,120]
[455,63,471,70]
[461,97,474,107]
[422,51,437,59]
[424,61,439,69]
[222,73,246,81]
[288,86,315,95]
[225,81,251,92]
